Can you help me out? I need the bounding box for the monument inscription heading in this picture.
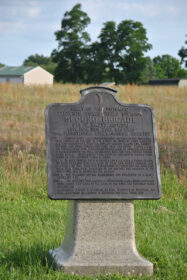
[45,87,161,199]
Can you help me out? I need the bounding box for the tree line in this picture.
[9,4,187,84]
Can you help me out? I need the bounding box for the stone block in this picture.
[49,200,153,276]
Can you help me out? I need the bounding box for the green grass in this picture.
[0,157,186,279]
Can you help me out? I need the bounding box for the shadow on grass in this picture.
[0,242,54,271]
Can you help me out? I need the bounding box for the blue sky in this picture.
[0,0,186,66]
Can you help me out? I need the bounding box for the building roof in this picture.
[149,78,187,85]
[0,66,36,76]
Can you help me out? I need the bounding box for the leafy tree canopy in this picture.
[153,54,187,79]
[116,20,152,84]
[52,3,91,83]
[23,54,51,66]
[83,20,152,84]
[178,35,187,67]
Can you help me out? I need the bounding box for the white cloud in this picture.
[0,21,25,34]
[130,3,161,18]
[0,0,42,35]
[83,0,185,23]
[0,0,186,65]
[0,0,41,21]
[27,7,41,18]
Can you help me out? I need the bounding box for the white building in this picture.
[0,66,53,85]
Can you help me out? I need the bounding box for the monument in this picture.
[45,86,161,276]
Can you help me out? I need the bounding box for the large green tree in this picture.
[52,4,91,83]
[178,35,187,67]
[153,55,187,78]
[94,20,152,84]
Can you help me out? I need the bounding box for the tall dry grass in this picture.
[0,83,186,182]
[117,85,187,179]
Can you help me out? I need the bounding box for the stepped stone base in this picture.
[49,200,153,276]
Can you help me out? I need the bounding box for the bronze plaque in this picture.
[45,87,161,199]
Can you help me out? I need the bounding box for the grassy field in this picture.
[0,83,186,280]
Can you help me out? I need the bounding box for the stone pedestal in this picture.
[49,200,153,276]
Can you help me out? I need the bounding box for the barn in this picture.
[0,66,53,85]
[149,78,187,87]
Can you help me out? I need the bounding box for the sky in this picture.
[0,0,186,66]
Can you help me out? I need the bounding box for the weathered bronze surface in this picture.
[45,87,161,199]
